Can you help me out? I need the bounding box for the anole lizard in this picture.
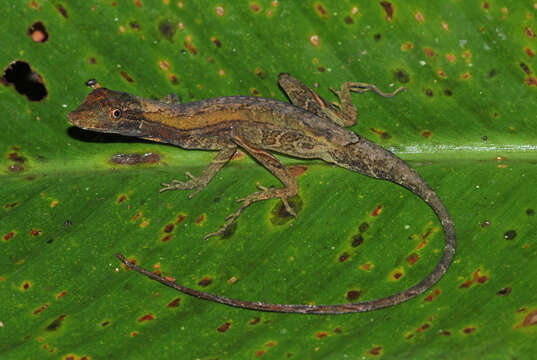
[68,74,456,314]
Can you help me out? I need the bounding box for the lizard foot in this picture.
[160,172,206,198]
[202,184,297,241]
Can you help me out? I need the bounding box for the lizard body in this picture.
[68,74,456,314]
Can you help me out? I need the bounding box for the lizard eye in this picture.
[110,108,122,119]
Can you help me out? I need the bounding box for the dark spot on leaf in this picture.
[334,327,342,333]
[424,288,441,302]
[462,326,475,334]
[421,130,432,138]
[198,276,212,287]
[488,69,496,77]
[163,224,175,233]
[120,71,134,83]
[425,88,433,97]
[138,313,155,322]
[211,37,222,48]
[130,22,140,30]
[56,4,68,18]
[160,234,172,242]
[444,89,453,96]
[393,271,402,280]
[441,330,451,336]
[394,68,410,83]
[339,253,349,262]
[520,62,531,75]
[374,33,381,41]
[351,234,363,247]
[314,3,328,18]
[22,281,30,290]
[46,239,53,244]
[344,16,353,24]
[89,57,97,65]
[30,229,42,236]
[195,214,205,224]
[370,128,391,140]
[101,321,110,327]
[185,42,197,55]
[45,314,66,331]
[167,297,181,307]
[482,1,490,9]
[460,280,472,288]
[369,346,382,356]
[117,195,127,204]
[526,208,534,216]
[504,230,516,240]
[63,220,72,227]
[33,304,49,315]
[217,321,231,332]
[523,309,537,327]
[130,331,138,337]
[380,1,393,21]
[497,286,512,296]
[524,47,535,57]
[359,222,369,233]
[56,290,67,299]
[3,231,15,241]
[525,27,535,39]
[370,204,382,217]
[249,317,260,325]
[346,290,361,301]
[176,213,186,224]
[4,201,19,209]
[318,66,326,72]
[316,331,328,339]
[526,76,537,86]
[159,19,176,41]
[270,195,303,225]
[27,21,48,43]
[406,253,420,265]
[416,323,430,332]
[1,60,47,101]
[250,3,260,12]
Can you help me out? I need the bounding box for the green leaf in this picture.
[1,1,536,359]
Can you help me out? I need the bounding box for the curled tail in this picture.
[117,140,455,314]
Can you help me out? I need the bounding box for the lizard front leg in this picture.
[160,145,237,198]
[203,131,298,240]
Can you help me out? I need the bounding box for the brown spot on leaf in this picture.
[424,288,441,302]
[195,213,206,225]
[3,231,15,241]
[56,290,67,299]
[138,313,155,322]
[198,276,212,286]
[339,253,349,262]
[161,234,172,242]
[504,230,517,240]
[27,21,48,43]
[462,326,475,334]
[314,3,328,18]
[167,297,181,307]
[310,35,320,47]
[316,331,328,339]
[423,48,435,57]
[255,350,266,357]
[117,195,127,204]
[497,286,511,296]
[401,42,413,51]
[101,321,110,327]
[217,321,231,332]
[522,309,537,327]
[249,317,260,325]
[460,71,471,79]
[56,4,68,18]
[45,314,66,331]
[344,16,353,24]
[482,1,490,10]
[159,19,176,40]
[360,262,372,271]
[29,1,40,9]
[250,3,261,12]
[134,0,143,7]
[520,62,531,75]
[414,12,424,23]
[524,47,535,57]
[369,346,383,356]
[30,229,42,236]
[352,235,364,247]
[526,76,537,86]
[346,290,361,301]
[131,212,142,222]
[416,323,430,332]
[406,253,420,265]
[130,331,139,337]
[473,269,488,283]
[185,41,197,55]
[22,281,31,290]
[211,37,222,48]
[33,304,49,315]
[525,27,535,38]
[370,128,391,140]
[370,204,382,217]
[460,279,472,288]
[380,1,393,21]
[120,71,134,83]
[176,213,186,224]
[163,224,175,233]
[392,271,403,280]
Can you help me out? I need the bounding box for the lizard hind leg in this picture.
[203,131,298,241]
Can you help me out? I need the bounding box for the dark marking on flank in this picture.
[394,68,410,83]
[496,286,511,296]
[1,60,47,101]
[120,71,134,83]
[314,3,328,18]
[159,20,176,41]
[351,234,364,247]
[380,1,393,21]
[288,165,308,177]
[526,208,534,216]
[27,21,49,43]
[167,297,181,307]
[138,313,155,322]
[520,62,531,75]
[346,290,361,301]
[3,231,15,241]
[56,4,68,18]
[111,152,160,165]
[45,314,66,331]
[217,322,231,332]
[198,277,212,286]
[504,230,516,240]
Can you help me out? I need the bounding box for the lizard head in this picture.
[68,88,145,136]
